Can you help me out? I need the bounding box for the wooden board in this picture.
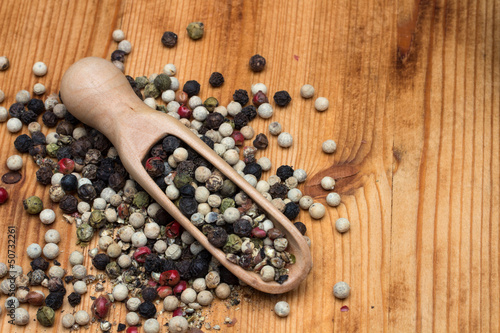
[0,0,498,331]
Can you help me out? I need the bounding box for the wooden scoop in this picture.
[60,57,312,294]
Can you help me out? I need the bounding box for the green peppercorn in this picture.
[204,97,218,112]
[89,210,106,229]
[135,76,149,89]
[223,234,242,254]
[220,198,235,214]
[77,223,94,244]
[186,22,204,40]
[105,261,121,279]
[46,143,60,157]
[157,105,168,113]
[133,191,150,209]
[220,179,237,197]
[23,196,44,214]
[144,83,160,99]
[37,306,55,327]
[153,73,171,92]
[173,173,193,189]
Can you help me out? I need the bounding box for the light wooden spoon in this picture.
[60,57,312,294]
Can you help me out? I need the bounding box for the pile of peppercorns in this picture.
[0,22,353,332]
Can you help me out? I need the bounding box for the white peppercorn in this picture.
[75,310,90,325]
[214,105,227,116]
[143,318,161,333]
[69,251,84,266]
[223,149,239,165]
[129,212,145,228]
[33,83,46,95]
[0,263,7,278]
[162,90,176,103]
[197,203,211,215]
[33,61,48,76]
[218,123,233,137]
[240,125,255,139]
[260,265,275,282]
[173,147,188,162]
[110,194,122,206]
[244,174,258,187]
[113,283,128,301]
[45,229,61,243]
[163,295,179,311]
[6,155,23,171]
[215,283,230,299]
[112,29,125,42]
[93,198,107,210]
[166,101,180,113]
[14,307,29,325]
[6,296,19,309]
[223,207,240,223]
[154,240,167,254]
[163,63,177,76]
[191,278,206,292]
[144,97,156,109]
[119,226,135,242]
[107,243,122,258]
[309,202,326,219]
[335,217,351,233]
[268,121,282,136]
[227,101,242,116]
[257,103,273,118]
[16,90,30,104]
[165,244,182,260]
[193,106,208,121]
[333,281,351,299]
[181,288,197,304]
[72,265,87,279]
[293,169,307,183]
[207,194,221,208]
[326,192,341,207]
[127,297,141,311]
[205,271,220,289]
[117,254,132,269]
[48,266,66,279]
[322,139,337,154]
[181,231,195,245]
[16,289,29,303]
[299,196,313,210]
[27,243,42,259]
[277,132,293,148]
[300,84,315,98]
[287,188,302,202]
[7,118,22,133]
[321,176,335,190]
[98,236,113,250]
[43,243,59,259]
[188,96,202,109]
[315,97,329,111]
[255,157,271,172]
[220,137,235,150]
[168,316,188,333]
[251,83,268,95]
[28,121,41,134]
[170,76,179,90]
[126,312,140,326]
[104,207,117,222]
[118,40,132,54]
[62,313,75,328]
[197,290,214,306]
[144,222,160,239]
[166,184,180,200]
[256,180,270,193]
[46,132,59,144]
[195,186,210,203]
[0,106,8,122]
[73,280,87,294]
[274,301,290,317]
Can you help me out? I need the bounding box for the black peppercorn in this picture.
[56,145,73,161]
[31,131,46,145]
[294,221,307,235]
[29,144,47,158]
[241,105,257,120]
[36,166,53,185]
[82,164,98,180]
[117,324,126,332]
[42,111,58,127]
[31,257,49,271]
[207,226,228,248]
[253,133,269,149]
[242,162,262,180]
[67,292,81,307]
[189,258,210,278]
[161,31,178,48]
[219,265,239,285]
[108,172,127,191]
[162,135,181,154]
[182,80,200,97]
[92,253,110,270]
[48,277,66,293]
[85,148,102,164]
[233,112,249,130]
[56,120,74,136]
[269,183,288,200]
[179,184,195,198]
[154,208,174,226]
[21,109,38,124]
[273,90,292,107]
[45,292,64,310]
[9,102,25,118]
[209,72,224,87]
[60,174,78,192]
[91,131,111,152]
[239,254,253,270]
[277,274,289,284]
[283,202,300,220]
[233,219,253,237]
[27,98,45,115]
[204,112,225,130]
[59,194,78,213]
[138,301,157,319]
[142,287,158,302]
[111,50,126,62]
[93,179,106,195]
[14,134,33,153]
[200,135,214,150]
[71,137,93,158]
[64,276,74,284]
[78,183,97,202]
[276,165,294,181]
[150,144,167,160]
[177,160,196,177]
[179,197,198,217]
[249,54,266,72]
[233,89,249,106]
[64,111,80,125]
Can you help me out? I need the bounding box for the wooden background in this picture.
[0,0,498,332]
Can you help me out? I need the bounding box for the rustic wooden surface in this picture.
[0,0,498,332]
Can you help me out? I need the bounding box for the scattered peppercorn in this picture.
[183,80,201,97]
[253,133,269,149]
[276,165,294,181]
[233,89,249,106]
[14,134,33,153]
[161,31,178,48]
[111,50,126,62]
[209,72,224,87]
[45,292,64,310]
[37,306,56,327]
[36,166,53,185]
[92,253,111,270]
[138,301,157,318]
[42,111,58,127]
[59,194,78,213]
[68,292,82,307]
[249,54,266,72]
[273,90,292,107]
[186,22,204,40]
[294,222,307,235]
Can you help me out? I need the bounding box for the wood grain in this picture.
[0,0,498,332]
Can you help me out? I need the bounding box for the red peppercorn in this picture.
[126,327,139,333]
[231,131,245,146]
[157,286,173,298]
[252,91,268,107]
[173,280,187,295]
[251,227,267,238]
[147,279,158,288]
[117,203,130,219]
[165,221,181,238]
[177,105,192,119]
[172,307,185,317]
[0,188,8,204]
[58,158,75,174]
[92,295,111,319]
[159,270,180,286]
[133,247,152,263]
